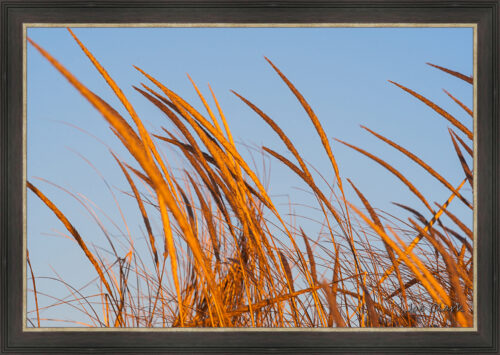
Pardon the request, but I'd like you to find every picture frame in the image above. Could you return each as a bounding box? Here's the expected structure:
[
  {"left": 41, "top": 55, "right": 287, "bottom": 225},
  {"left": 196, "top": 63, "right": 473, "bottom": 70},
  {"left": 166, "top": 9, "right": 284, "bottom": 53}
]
[{"left": 1, "top": 0, "right": 498, "bottom": 353}]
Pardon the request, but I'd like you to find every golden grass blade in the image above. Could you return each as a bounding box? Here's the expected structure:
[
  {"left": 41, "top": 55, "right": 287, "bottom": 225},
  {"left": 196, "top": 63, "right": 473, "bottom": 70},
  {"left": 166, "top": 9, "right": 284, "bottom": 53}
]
[
  {"left": 361, "top": 125, "right": 472, "bottom": 209},
  {"left": 409, "top": 219, "right": 473, "bottom": 327},
  {"left": 175, "top": 183, "right": 196, "bottom": 230},
  {"left": 392, "top": 202, "right": 427, "bottom": 224},
  {"left": 295, "top": 229, "right": 327, "bottom": 325},
  {"left": 377, "top": 178, "right": 467, "bottom": 287},
  {"left": 433, "top": 202, "right": 473, "bottom": 241},
  {"left": 449, "top": 131, "right": 473, "bottom": 188},
  {"left": 112, "top": 153, "right": 160, "bottom": 267},
  {"left": 67, "top": 29, "right": 144, "bottom": 132},
  {"left": 142, "top": 84, "right": 182, "bottom": 116},
  {"left": 206, "top": 84, "right": 248, "bottom": 199},
  {"left": 387, "top": 277, "right": 421, "bottom": 299},
  {"left": 154, "top": 134, "right": 216, "bottom": 164},
  {"left": 158, "top": 134, "right": 227, "bottom": 212},
  {"left": 151, "top": 110, "right": 273, "bottom": 322},
  {"left": 394, "top": 201, "right": 466, "bottom": 258},
  {"left": 139, "top": 82, "right": 221, "bottom": 151},
  {"left": 345, "top": 180, "right": 392, "bottom": 326},
  {"left": 124, "top": 163, "right": 154, "bottom": 188},
  {"left": 192, "top": 274, "right": 358, "bottom": 323},
  {"left": 458, "top": 244, "right": 467, "bottom": 262},
  {"left": 347, "top": 179, "right": 408, "bottom": 311},
  {"left": 330, "top": 251, "right": 346, "bottom": 327},
  {"left": 262, "top": 58, "right": 361, "bottom": 285},
  {"left": 208, "top": 84, "right": 237, "bottom": 151},
  {"left": 231, "top": 91, "right": 310, "bottom": 176},
  {"left": 262, "top": 146, "right": 361, "bottom": 267},
  {"left": 27, "top": 38, "right": 147, "bottom": 163},
  {"left": 426, "top": 62, "right": 474, "bottom": 84},
  {"left": 279, "top": 251, "right": 295, "bottom": 293},
  {"left": 347, "top": 179, "right": 384, "bottom": 228},
  {"left": 225, "top": 285, "right": 321, "bottom": 318},
  {"left": 362, "top": 283, "right": 380, "bottom": 327},
  {"left": 232, "top": 87, "right": 338, "bottom": 236},
  {"left": 186, "top": 75, "right": 225, "bottom": 136},
  {"left": 26, "top": 250, "right": 41, "bottom": 327},
  {"left": 186, "top": 173, "right": 221, "bottom": 262},
  {"left": 263, "top": 57, "right": 342, "bottom": 187},
  {"left": 300, "top": 228, "right": 317, "bottom": 285},
  {"left": 449, "top": 128, "right": 473, "bottom": 158},
  {"left": 411, "top": 220, "right": 472, "bottom": 288},
  {"left": 66, "top": 29, "right": 180, "bottom": 203},
  {"left": 27, "top": 182, "right": 117, "bottom": 313},
  {"left": 137, "top": 88, "right": 222, "bottom": 196},
  {"left": 321, "top": 281, "right": 345, "bottom": 327},
  {"left": 278, "top": 251, "right": 299, "bottom": 326},
  {"left": 157, "top": 193, "right": 185, "bottom": 326},
  {"left": 348, "top": 208, "right": 453, "bottom": 311},
  {"left": 439, "top": 226, "right": 473, "bottom": 254},
  {"left": 443, "top": 89, "right": 473, "bottom": 117},
  {"left": 177, "top": 123, "right": 275, "bottom": 280},
  {"left": 388, "top": 80, "right": 473, "bottom": 140},
  {"left": 335, "top": 138, "right": 434, "bottom": 213},
  {"left": 133, "top": 86, "right": 217, "bottom": 176}
]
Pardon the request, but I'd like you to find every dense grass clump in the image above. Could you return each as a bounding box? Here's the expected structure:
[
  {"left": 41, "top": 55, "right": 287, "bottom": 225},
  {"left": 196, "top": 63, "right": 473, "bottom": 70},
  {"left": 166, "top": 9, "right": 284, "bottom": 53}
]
[{"left": 26, "top": 29, "right": 473, "bottom": 328}]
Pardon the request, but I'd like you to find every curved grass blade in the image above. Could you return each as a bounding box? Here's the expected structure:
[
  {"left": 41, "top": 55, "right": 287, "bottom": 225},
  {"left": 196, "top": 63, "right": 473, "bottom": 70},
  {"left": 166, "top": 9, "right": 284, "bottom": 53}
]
[
  {"left": 349, "top": 203, "right": 455, "bottom": 314},
  {"left": 361, "top": 125, "right": 472, "bottom": 209},
  {"left": 388, "top": 80, "right": 473, "bottom": 140},
  {"left": 26, "top": 251, "right": 41, "bottom": 327},
  {"left": 409, "top": 219, "right": 473, "bottom": 327},
  {"left": 449, "top": 131, "right": 473, "bottom": 188},
  {"left": 348, "top": 179, "right": 408, "bottom": 312},
  {"left": 426, "top": 62, "right": 473, "bottom": 84},
  {"left": 443, "top": 89, "right": 473, "bottom": 117},
  {"left": 449, "top": 128, "right": 473, "bottom": 158},
  {"left": 112, "top": 153, "right": 160, "bottom": 267},
  {"left": 300, "top": 228, "right": 317, "bottom": 285},
  {"left": 263, "top": 57, "right": 342, "bottom": 187},
  {"left": 433, "top": 202, "right": 473, "bottom": 242},
  {"left": 377, "top": 178, "right": 467, "bottom": 286},
  {"left": 27, "top": 182, "right": 119, "bottom": 322},
  {"left": 335, "top": 138, "right": 434, "bottom": 214}
]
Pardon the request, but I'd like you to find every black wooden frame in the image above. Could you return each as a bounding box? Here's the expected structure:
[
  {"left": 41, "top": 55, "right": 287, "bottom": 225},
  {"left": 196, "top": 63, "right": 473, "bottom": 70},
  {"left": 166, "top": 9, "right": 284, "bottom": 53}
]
[{"left": 1, "top": 1, "right": 498, "bottom": 353}]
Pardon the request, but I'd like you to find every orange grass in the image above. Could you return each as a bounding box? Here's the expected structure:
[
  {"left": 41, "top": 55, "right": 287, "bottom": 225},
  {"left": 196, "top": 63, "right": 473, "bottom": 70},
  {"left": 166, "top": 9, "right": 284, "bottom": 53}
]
[{"left": 26, "top": 29, "right": 473, "bottom": 328}]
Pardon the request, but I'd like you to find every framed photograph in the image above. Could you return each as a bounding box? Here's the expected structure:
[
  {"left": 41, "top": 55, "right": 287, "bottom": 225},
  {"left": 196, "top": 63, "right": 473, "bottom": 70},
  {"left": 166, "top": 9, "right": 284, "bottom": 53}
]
[{"left": 1, "top": 1, "right": 498, "bottom": 353}]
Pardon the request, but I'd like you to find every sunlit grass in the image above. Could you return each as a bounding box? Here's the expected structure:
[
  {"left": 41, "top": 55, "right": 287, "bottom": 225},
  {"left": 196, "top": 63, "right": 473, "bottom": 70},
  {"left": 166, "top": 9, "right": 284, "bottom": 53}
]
[{"left": 26, "top": 29, "right": 473, "bottom": 328}]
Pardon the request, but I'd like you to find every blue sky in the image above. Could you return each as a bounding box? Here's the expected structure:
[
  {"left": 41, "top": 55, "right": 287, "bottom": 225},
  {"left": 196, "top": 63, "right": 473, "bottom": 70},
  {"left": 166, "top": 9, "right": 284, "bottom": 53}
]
[{"left": 26, "top": 27, "right": 473, "bottom": 327}]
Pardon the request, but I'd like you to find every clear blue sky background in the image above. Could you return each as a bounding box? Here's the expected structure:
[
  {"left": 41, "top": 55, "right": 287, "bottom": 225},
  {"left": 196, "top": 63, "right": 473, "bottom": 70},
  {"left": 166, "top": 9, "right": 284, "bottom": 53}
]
[{"left": 26, "top": 27, "right": 473, "bottom": 327}]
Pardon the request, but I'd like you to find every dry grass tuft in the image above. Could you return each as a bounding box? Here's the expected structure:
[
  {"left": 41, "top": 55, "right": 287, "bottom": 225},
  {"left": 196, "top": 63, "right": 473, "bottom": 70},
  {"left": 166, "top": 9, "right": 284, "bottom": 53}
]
[{"left": 26, "top": 30, "right": 473, "bottom": 328}]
